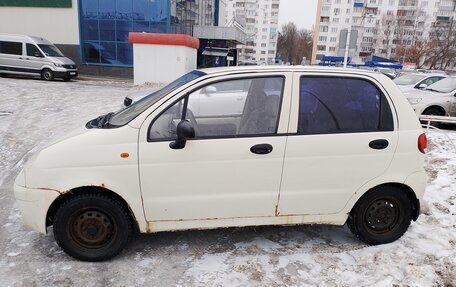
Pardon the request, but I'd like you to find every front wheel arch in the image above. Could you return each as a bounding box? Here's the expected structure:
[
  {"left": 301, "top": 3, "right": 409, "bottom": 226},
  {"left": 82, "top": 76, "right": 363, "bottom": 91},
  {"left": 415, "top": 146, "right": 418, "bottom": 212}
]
[
  {"left": 46, "top": 186, "right": 139, "bottom": 234},
  {"left": 422, "top": 106, "right": 446, "bottom": 116}
]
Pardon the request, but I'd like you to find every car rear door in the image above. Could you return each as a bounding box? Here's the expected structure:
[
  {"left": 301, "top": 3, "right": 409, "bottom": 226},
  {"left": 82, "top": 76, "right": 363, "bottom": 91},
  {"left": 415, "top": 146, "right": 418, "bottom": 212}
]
[{"left": 277, "top": 72, "right": 399, "bottom": 215}]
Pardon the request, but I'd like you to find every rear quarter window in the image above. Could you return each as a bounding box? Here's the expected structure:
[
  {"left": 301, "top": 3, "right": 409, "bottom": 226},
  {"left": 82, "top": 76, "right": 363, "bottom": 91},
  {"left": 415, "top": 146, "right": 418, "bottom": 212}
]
[
  {"left": 0, "top": 41, "right": 23, "bottom": 55},
  {"left": 298, "top": 76, "right": 393, "bottom": 134}
]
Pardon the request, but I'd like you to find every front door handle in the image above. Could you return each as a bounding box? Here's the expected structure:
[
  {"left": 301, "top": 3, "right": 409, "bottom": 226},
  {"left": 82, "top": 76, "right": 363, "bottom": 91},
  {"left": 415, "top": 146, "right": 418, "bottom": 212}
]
[
  {"left": 369, "top": 139, "right": 389, "bottom": 150},
  {"left": 250, "top": 143, "right": 273, "bottom": 155}
]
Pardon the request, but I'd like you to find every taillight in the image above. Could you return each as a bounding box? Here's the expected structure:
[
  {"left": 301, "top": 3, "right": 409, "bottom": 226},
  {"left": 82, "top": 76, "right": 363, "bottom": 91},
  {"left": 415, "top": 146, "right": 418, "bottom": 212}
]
[{"left": 418, "top": 133, "right": 427, "bottom": 154}]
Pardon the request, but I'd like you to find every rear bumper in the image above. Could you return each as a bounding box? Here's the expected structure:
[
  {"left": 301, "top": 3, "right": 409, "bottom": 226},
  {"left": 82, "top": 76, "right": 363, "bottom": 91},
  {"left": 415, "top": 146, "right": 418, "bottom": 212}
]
[{"left": 14, "top": 183, "right": 60, "bottom": 234}]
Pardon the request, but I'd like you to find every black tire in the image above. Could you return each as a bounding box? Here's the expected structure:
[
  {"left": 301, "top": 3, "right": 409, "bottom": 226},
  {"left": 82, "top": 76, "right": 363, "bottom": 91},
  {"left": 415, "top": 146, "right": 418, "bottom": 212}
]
[
  {"left": 63, "top": 77, "right": 71, "bottom": 82},
  {"left": 422, "top": 107, "right": 444, "bottom": 116},
  {"left": 53, "top": 193, "right": 132, "bottom": 261},
  {"left": 347, "top": 186, "right": 412, "bottom": 245},
  {"left": 41, "top": 69, "right": 54, "bottom": 81}
]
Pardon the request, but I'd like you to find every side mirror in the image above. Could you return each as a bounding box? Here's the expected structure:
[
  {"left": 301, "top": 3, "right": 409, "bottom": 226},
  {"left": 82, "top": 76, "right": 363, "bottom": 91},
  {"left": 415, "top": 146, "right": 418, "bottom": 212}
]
[
  {"left": 169, "top": 120, "right": 195, "bottom": 149},
  {"left": 34, "top": 51, "right": 43, "bottom": 58},
  {"left": 417, "top": 83, "right": 428, "bottom": 89},
  {"left": 203, "top": 86, "right": 217, "bottom": 95}
]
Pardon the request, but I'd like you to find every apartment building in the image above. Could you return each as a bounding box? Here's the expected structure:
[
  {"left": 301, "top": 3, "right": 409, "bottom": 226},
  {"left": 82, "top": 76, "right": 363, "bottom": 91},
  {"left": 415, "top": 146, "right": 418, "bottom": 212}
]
[
  {"left": 312, "top": 0, "right": 456, "bottom": 67},
  {"left": 224, "top": 0, "right": 280, "bottom": 64}
]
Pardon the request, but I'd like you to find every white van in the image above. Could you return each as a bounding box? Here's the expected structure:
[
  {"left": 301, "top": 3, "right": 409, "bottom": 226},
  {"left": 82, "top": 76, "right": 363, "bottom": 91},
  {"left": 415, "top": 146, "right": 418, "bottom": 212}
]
[
  {"left": 14, "top": 66, "right": 427, "bottom": 261},
  {"left": 0, "top": 34, "right": 78, "bottom": 81}
]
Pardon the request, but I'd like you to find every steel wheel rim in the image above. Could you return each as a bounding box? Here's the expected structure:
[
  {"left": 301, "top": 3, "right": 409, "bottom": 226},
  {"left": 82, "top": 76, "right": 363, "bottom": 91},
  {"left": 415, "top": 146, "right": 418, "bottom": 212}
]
[
  {"left": 68, "top": 208, "right": 116, "bottom": 249},
  {"left": 364, "top": 197, "right": 401, "bottom": 234}
]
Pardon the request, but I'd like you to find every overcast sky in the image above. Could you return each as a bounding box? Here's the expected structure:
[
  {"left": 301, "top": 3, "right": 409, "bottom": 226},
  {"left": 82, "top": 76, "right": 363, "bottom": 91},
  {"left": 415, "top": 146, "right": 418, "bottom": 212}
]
[{"left": 278, "top": 0, "right": 318, "bottom": 30}]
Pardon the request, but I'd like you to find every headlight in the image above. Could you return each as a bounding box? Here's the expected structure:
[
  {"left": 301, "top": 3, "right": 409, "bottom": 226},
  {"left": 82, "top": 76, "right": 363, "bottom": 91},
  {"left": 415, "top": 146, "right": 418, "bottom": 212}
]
[
  {"left": 54, "top": 63, "right": 62, "bottom": 67},
  {"left": 407, "top": 98, "right": 422, "bottom": 105}
]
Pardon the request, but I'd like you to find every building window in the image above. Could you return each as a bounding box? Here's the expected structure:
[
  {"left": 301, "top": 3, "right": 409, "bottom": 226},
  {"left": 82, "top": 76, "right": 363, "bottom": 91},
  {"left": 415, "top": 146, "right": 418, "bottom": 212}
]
[{"left": 79, "top": 0, "right": 215, "bottom": 66}]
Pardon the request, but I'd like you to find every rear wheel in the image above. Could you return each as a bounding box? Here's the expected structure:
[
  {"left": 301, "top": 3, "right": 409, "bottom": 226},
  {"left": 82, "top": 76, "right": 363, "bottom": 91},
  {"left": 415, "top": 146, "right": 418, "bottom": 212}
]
[
  {"left": 41, "top": 69, "right": 54, "bottom": 81},
  {"left": 53, "top": 194, "right": 132, "bottom": 261},
  {"left": 347, "top": 186, "right": 412, "bottom": 245}
]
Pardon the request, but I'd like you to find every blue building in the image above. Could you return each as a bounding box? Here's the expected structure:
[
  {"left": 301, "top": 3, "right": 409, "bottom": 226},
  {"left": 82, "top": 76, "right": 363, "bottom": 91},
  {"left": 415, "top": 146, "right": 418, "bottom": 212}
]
[{"left": 0, "top": 0, "right": 236, "bottom": 77}]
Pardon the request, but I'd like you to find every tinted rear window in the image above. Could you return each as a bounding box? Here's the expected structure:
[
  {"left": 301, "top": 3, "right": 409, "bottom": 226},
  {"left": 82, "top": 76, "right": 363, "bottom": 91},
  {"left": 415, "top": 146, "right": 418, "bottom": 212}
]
[
  {"left": 298, "top": 77, "right": 393, "bottom": 134},
  {"left": 0, "top": 41, "right": 22, "bottom": 55}
]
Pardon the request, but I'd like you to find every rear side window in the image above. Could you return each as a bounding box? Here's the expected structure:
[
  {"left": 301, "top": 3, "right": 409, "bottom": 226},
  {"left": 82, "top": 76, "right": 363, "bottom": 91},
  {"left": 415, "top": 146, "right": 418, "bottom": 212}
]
[
  {"left": 298, "top": 77, "right": 393, "bottom": 134},
  {"left": 0, "top": 41, "right": 22, "bottom": 55}
]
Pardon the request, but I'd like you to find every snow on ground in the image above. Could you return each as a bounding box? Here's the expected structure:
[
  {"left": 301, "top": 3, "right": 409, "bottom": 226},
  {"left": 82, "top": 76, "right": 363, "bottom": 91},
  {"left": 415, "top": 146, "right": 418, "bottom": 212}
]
[{"left": 0, "top": 76, "right": 455, "bottom": 287}]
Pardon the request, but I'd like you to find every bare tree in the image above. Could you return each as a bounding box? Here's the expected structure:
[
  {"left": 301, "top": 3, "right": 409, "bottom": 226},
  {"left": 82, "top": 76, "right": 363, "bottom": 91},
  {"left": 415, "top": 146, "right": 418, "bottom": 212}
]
[
  {"left": 424, "top": 19, "right": 456, "bottom": 70},
  {"left": 277, "top": 22, "right": 313, "bottom": 65}
]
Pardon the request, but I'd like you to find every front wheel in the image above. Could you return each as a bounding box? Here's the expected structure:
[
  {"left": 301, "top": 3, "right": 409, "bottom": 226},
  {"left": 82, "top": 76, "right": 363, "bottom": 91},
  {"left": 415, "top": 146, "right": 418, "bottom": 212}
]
[
  {"left": 41, "top": 69, "right": 54, "bottom": 81},
  {"left": 347, "top": 186, "right": 412, "bottom": 245},
  {"left": 53, "top": 194, "right": 132, "bottom": 261}
]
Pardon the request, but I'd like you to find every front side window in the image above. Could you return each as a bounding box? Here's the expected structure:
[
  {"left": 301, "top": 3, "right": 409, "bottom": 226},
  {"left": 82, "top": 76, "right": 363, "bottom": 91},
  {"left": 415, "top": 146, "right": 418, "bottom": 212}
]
[
  {"left": 425, "top": 77, "right": 456, "bottom": 93},
  {"left": 420, "top": 76, "right": 444, "bottom": 87},
  {"left": 298, "top": 77, "right": 393, "bottom": 134},
  {"left": 26, "top": 44, "right": 42, "bottom": 57},
  {"left": 149, "top": 77, "right": 284, "bottom": 140},
  {"left": 0, "top": 41, "right": 22, "bottom": 55}
]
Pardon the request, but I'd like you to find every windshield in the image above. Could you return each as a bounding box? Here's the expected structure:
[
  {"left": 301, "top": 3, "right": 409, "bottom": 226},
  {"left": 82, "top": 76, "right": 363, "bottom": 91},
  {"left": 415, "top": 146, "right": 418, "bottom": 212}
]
[
  {"left": 108, "top": 70, "right": 206, "bottom": 127},
  {"left": 394, "top": 74, "right": 426, "bottom": 85},
  {"left": 425, "top": 77, "right": 456, "bottom": 93},
  {"left": 38, "top": 44, "right": 64, "bottom": 57}
]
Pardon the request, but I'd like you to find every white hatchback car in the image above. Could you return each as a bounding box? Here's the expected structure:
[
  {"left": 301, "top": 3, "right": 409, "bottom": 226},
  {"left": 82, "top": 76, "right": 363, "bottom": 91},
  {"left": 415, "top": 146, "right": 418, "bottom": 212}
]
[{"left": 14, "top": 66, "right": 427, "bottom": 261}]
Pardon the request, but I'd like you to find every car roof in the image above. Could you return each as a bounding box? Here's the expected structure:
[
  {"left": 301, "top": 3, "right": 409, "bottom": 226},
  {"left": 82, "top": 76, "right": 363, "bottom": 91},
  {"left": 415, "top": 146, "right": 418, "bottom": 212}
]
[
  {"left": 399, "top": 72, "right": 447, "bottom": 77},
  {"left": 0, "top": 33, "right": 53, "bottom": 45},
  {"left": 198, "top": 65, "right": 381, "bottom": 77}
]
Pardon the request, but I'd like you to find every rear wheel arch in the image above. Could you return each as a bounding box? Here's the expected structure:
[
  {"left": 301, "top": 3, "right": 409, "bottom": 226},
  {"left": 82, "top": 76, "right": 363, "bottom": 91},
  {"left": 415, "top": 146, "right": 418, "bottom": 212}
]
[
  {"left": 350, "top": 183, "right": 420, "bottom": 222},
  {"left": 46, "top": 186, "right": 140, "bottom": 233}
]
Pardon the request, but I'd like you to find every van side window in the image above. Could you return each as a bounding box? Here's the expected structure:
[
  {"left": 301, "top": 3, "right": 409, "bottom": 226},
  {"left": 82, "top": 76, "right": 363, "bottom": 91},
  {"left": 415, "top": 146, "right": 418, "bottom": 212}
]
[
  {"left": 298, "top": 77, "right": 393, "bottom": 134},
  {"left": 26, "top": 44, "right": 42, "bottom": 57},
  {"left": 0, "top": 41, "right": 22, "bottom": 55}
]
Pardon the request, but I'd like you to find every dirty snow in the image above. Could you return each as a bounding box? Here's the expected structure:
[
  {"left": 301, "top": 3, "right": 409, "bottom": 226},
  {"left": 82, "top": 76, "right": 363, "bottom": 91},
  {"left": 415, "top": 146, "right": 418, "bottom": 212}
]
[{"left": 0, "top": 76, "right": 455, "bottom": 286}]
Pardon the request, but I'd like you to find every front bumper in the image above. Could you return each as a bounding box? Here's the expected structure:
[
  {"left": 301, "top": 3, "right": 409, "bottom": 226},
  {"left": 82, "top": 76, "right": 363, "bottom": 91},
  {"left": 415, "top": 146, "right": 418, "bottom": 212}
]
[
  {"left": 14, "top": 183, "right": 60, "bottom": 234},
  {"left": 54, "top": 70, "right": 78, "bottom": 79}
]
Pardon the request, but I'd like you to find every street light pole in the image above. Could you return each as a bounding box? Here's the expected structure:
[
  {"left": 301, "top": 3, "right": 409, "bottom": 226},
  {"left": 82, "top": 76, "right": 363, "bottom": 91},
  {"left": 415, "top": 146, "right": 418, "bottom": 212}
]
[{"left": 343, "top": 13, "right": 353, "bottom": 68}]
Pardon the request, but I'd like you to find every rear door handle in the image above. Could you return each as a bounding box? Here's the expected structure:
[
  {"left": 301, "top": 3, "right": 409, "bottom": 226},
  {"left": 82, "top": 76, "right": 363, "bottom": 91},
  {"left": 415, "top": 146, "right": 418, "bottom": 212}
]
[
  {"left": 250, "top": 143, "right": 273, "bottom": 155},
  {"left": 369, "top": 139, "right": 389, "bottom": 150}
]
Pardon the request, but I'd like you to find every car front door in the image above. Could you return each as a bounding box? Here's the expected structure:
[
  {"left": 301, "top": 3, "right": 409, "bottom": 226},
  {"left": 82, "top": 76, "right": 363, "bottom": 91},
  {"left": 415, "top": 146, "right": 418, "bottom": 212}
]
[
  {"left": 278, "top": 73, "right": 399, "bottom": 216},
  {"left": 138, "top": 73, "right": 292, "bottom": 222},
  {"left": 25, "top": 43, "right": 46, "bottom": 73}
]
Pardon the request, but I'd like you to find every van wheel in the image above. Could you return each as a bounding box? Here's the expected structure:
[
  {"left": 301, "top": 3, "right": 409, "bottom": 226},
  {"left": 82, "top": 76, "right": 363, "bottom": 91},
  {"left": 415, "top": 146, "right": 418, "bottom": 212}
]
[
  {"left": 53, "top": 194, "right": 132, "bottom": 261},
  {"left": 41, "top": 69, "right": 54, "bottom": 81},
  {"left": 347, "top": 186, "right": 412, "bottom": 245}
]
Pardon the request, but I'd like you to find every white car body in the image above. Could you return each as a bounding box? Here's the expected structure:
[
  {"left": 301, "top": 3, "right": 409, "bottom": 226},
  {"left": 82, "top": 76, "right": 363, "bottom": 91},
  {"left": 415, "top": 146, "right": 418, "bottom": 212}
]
[
  {"left": 403, "top": 77, "right": 456, "bottom": 117},
  {"left": 14, "top": 66, "right": 427, "bottom": 260},
  {"left": 394, "top": 73, "right": 447, "bottom": 93}
]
